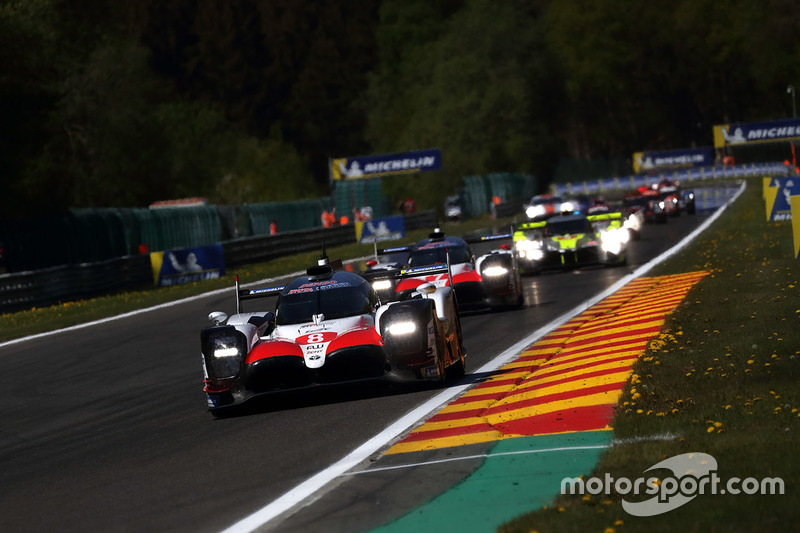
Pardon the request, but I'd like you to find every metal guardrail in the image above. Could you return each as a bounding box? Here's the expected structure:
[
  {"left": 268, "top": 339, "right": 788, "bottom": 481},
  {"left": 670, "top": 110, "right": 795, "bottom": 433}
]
[
  {"left": 550, "top": 162, "right": 790, "bottom": 196},
  {"left": 0, "top": 210, "right": 437, "bottom": 314}
]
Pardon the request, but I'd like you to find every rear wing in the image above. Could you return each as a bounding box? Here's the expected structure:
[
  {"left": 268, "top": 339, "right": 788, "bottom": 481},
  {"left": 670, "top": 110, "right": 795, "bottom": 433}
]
[
  {"left": 586, "top": 212, "right": 622, "bottom": 222},
  {"left": 235, "top": 275, "right": 285, "bottom": 314},
  {"left": 513, "top": 221, "right": 546, "bottom": 232},
  {"left": 464, "top": 232, "right": 513, "bottom": 244},
  {"left": 364, "top": 254, "right": 454, "bottom": 288}
]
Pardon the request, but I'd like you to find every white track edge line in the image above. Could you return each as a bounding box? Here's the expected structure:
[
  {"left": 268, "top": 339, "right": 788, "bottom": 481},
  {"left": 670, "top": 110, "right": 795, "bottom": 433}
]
[{"left": 219, "top": 181, "right": 746, "bottom": 533}]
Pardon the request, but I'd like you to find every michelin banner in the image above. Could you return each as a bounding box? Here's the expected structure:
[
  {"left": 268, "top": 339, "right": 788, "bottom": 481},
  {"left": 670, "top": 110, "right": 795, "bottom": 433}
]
[
  {"left": 763, "top": 176, "right": 800, "bottom": 221},
  {"left": 355, "top": 216, "right": 405, "bottom": 244},
  {"left": 150, "top": 244, "right": 225, "bottom": 287},
  {"left": 331, "top": 148, "right": 441, "bottom": 180},
  {"left": 633, "top": 148, "right": 712, "bottom": 174},
  {"left": 713, "top": 118, "right": 800, "bottom": 148}
]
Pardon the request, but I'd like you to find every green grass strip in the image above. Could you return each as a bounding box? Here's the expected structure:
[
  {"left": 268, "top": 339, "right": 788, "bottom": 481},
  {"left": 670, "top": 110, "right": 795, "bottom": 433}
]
[{"left": 500, "top": 177, "right": 800, "bottom": 532}]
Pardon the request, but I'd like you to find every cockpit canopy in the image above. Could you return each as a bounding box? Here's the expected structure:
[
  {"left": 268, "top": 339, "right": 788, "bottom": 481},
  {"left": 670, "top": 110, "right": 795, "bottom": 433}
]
[{"left": 275, "top": 272, "right": 379, "bottom": 325}]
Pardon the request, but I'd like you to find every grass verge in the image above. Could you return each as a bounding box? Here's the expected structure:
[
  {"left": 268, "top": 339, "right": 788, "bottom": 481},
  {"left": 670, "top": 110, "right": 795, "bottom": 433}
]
[
  {"left": 0, "top": 216, "right": 512, "bottom": 343},
  {"left": 500, "top": 178, "right": 799, "bottom": 532}
]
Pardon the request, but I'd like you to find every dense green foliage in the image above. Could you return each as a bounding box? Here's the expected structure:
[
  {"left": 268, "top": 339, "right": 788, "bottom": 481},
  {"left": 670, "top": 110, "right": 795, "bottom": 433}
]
[{"left": 2, "top": 0, "right": 799, "bottom": 217}]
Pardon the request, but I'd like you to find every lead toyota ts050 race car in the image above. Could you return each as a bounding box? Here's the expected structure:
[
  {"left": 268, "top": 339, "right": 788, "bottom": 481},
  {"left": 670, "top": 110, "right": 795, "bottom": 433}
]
[
  {"left": 201, "top": 257, "right": 466, "bottom": 415},
  {"left": 512, "top": 213, "right": 628, "bottom": 270},
  {"left": 362, "top": 228, "right": 524, "bottom": 310}
]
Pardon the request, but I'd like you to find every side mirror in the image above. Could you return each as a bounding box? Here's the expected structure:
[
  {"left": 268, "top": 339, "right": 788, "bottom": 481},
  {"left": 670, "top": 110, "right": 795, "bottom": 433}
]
[
  {"left": 208, "top": 311, "right": 228, "bottom": 325},
  {"left": 416, "top": 282, "right": 437, "bottom": 295}
]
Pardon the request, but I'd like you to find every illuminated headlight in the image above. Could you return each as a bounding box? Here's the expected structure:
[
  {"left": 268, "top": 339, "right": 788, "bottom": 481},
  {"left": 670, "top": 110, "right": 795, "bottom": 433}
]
[
  {"left": 526, "top": 249, "right": 544, "bottom": 261},
  {"left": 624, "top": 214, "right": 641, "bottom": 231},
  {"left": 600, "top": 230, "right": 624, "bottom": 255},
  {"left": 687, "top": 193, "right": 695, "bottom": 200},
  {"left": 515, "top": 239, "right": 541, "bottom": 251},
  {"left": 482, "top": 266, "right": 509, "bottom": 277},
  {"left": 387, "top": 321, "right": 416, "bottom": 335},
  {"left": 526, "top": 205, "right": 545, "bottom": 219},
  {"left": 372, "top": 279, "right": 392, "bottom": 291},
  {"left": 202, "top": 330, "right": 246, "bottom": 380},
  {"left": 214, "top": 347, "right": 240, "bottom": 358},
  {"left": 658, "top": 201, "right": 666, "bottom": 209},
  {"left": 561, "top": 201, "right": 575, "bottom": 213}
]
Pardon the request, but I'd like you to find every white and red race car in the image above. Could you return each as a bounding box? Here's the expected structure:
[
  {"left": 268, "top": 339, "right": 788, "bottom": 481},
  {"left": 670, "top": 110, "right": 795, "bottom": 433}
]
[
  {"left": 363, "top": 228, "right": 524, "bottom": 310},
  {"left": 201, "top": 256, "right": 466, "bottom": 415}
]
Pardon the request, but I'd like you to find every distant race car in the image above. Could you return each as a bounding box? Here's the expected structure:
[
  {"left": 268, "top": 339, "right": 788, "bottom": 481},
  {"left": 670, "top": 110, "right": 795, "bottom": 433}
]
[
  {"left": 655, "top": 179, "right": 695, "bottom": 215},
  {"left": 201, "top": 256, "right": 466, "bottom": 415},
  {"left": 560, "top": 194, "right": 592, "bottom": 216},
  {"left": 524, "top": 194, "right": 563, "bottom": 221},
  {"left": 362, "top": 228, "right": 524, "bottom": 310},
  {"left": 512, "top": 213, "right": 628, "bottom": 270},
  {"left": 444, "top": 195, "right": 463, "bottom": 221},
  {"left": 627, "top": 189, "right": 668, "bottom": 223}
]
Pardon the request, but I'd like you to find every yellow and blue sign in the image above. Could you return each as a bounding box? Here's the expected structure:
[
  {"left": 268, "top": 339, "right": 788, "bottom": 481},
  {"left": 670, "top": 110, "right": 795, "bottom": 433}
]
[
  {"left": 792, "top": 196, "right": 800, "bottom": 258},
  {"left": 355, "top": 216, "right": 405, "bottom": 244},
  {"left": 763, "top": 176, "right": 800, "bottom": 221},
  {"left": 331, "top": 149, "right": 441, "bottom": 181},
  {"left": 714, "top": 118, "right": 800, "bottom": 148},
  {"left": 150, "top": 244, "right": 225, "bottom": 286}
]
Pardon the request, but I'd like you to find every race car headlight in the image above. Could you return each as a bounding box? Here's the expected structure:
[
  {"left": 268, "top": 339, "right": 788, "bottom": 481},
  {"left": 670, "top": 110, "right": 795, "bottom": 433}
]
[
  {"left": 561, "top": 201, "right": 575, "bottom": 213},
  {"left": 600, "top": 229, "right": 625, "bottom": 255},
  {"left": 658, "top": 201, "right": 666, "bottom": 210},
  {"left": 482, "top": 266, "right": 509, "bottom": 277},
  {"left": 387, "top": 321, "right": 417, "bottom": 335},
  {"left": 372, "top": 279, "right": 393, "bottom": 291},
  {"left": 526, "top": 205, "right": 545, "bottom": 219},
  {"left": 528, "top": 249, "right": 544, "bottom": 260},
  {"left": 202, "top": 327, "right": 246, "bottom": 380}
]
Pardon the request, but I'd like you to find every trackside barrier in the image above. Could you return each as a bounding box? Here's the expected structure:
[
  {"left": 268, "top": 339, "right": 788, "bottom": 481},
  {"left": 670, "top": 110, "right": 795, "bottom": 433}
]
[
  {"left": 0, "top": 211, "right": 436, "bottom": 314},
  {"left": 550, "top": 162, "right": 791, "bottom": 196}
]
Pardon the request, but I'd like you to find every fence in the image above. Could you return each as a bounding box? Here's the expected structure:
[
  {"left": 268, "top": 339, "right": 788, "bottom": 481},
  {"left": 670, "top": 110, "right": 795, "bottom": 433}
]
[
  {"left": 549, "top": 162, "right": 790, "bottom": 196},
  {"left": 0, "top": 210, "right": 437, "bottom": 314}
]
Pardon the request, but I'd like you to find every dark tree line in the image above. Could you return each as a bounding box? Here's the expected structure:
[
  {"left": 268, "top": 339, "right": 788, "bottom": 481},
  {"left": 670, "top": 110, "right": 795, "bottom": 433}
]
[{"left": 2, "top": 0, "right": 799, "bottom": 219}]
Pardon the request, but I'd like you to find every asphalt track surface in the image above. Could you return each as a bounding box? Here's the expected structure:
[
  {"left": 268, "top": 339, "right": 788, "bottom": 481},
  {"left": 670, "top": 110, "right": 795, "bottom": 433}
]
[{"left": 0, "top": 210, "right": 715, "bottom": 533}]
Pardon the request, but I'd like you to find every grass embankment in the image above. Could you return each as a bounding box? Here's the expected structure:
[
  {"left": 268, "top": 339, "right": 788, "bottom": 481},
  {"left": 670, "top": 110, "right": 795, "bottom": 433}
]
[
  {"left": 501, "top": 179, "right": 799, "bottom": 532},
  {"left": 0, "top": 216, "right": 512, "bottom": 343}
]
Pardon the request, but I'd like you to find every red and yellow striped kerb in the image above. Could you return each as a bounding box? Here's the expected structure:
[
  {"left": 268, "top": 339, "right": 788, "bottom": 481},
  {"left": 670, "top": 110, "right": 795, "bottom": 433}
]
[{"left": 386, "top": 271, "right": 709, "bottom": 455}]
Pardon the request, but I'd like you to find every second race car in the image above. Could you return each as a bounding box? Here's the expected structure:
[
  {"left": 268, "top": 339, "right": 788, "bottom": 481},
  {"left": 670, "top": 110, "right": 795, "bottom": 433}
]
[
  {"left": 512, "top": 213, "right": 629, "bottom": 271},
  {"left": 362, "top": 228, "right": 524, "bottom": 311}
]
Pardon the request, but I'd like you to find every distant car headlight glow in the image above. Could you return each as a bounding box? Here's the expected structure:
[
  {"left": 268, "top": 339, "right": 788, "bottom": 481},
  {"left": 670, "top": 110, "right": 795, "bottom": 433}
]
[
  {"left": 372, "top": 279, "right": 392, "bottom": 291},
  {"left": 526, "top": 205, "right": 546, "bottom": 219},
  {"left": 387, "top": 321, "right": 417, "bottom": 335}
]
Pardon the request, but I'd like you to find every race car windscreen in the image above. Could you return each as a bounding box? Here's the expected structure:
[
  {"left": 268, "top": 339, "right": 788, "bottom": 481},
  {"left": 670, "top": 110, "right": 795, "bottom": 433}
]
[
  {"left": 275, "top": 282, "right": 377, "bottom": 325},
  {"left": 408, "top": 243, "right": 469, "bottom": 267},
  {"left": 545, "top": 218, "right": 592, "bottom": 236}
]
